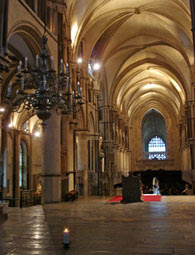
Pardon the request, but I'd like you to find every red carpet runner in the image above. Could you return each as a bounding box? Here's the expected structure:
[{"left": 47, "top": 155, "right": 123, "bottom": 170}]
[
  {"left": 108, "top": 196, "right": 122, "bottom": 202},
  {"left": 142, "top": 194, "right": 161, "bottom": 201},
  {"left": 108, "top": 194, "right": 161, "bottom": 202}
]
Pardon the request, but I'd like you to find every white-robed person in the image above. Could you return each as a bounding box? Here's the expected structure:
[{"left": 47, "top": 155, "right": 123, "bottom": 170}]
[{"left": 152, "top": 177, "right": 160, "bottom": 195}]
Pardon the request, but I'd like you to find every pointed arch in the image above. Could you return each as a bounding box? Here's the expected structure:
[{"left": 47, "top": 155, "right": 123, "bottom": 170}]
[{"left": 142, "top": 109, "right": 167, "bottom": 159}]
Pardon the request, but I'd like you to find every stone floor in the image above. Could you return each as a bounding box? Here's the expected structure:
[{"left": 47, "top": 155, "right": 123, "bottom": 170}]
[{"left": 1, "top": 196, "right": 195, "bottom": 255}]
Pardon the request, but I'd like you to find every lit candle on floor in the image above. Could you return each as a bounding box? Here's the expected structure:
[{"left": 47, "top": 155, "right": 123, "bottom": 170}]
[{"left": 63, "top": 228, "right": 70, "bottom": 247}]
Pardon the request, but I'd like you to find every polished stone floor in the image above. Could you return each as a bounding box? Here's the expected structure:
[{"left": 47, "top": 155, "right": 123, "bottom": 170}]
[{"left": 1, "top": 196, "right": 195, "bottom": 255}]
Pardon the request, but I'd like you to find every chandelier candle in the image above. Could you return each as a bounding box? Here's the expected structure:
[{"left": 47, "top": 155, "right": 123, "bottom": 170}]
[
  {"left": 60, "top": 58, "right": 64, "bottom": 73},
  {"left": 50, "top": 56, "right": 54, "bottom": 69},
  {"left": 80, "top": 87, "right": 82, "bottom": 97},
  {"left": 21, "top": 77, "right": 24, "bottom": 90},
  {"left": 25, "top": 57, "right": 28, "bottom": 69},
  {"left": 66, "top": 63, "right": 69, "bottom": 74},
  {"left": 17, "top": 64, "right": 21, "bottom": 74},
  {"left": 7, "top": 82, "right": 12, "bottom": 97},
  {"left": 36, "top": 55, "right": 39, "bottom": 68}
]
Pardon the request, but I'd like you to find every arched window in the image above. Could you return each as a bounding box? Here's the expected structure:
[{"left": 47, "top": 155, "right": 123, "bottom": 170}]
[
  {"left": 142, "top": 109, "right": 167, "bottom": 160},
  {"left": 148, "top": 136, "right": 166, "bottom": 160},
  {"left": 19, "top": 141, "right": 28, "bottom": 190}
]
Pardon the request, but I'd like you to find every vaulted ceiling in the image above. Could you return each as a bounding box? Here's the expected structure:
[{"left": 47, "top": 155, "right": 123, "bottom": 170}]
[{"left": 68, "top": 0, "right": 193, "bottom": 123}]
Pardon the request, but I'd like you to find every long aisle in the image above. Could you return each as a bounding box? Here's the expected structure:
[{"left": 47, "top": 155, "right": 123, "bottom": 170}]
[{"left": 1, "top": 196, "right": 195, "bottom": 255}]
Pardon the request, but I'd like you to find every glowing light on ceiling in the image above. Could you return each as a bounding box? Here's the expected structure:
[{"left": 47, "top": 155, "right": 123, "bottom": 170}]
[
  {"left": 140, "top": 92, "right": 153, "bottom": 99},
  {"left": 77, "top": 58, "right": 83, "bottom": 64},
  {"left": 148, "top": 69, "right": 169, "bottom": 83},
  {"left": 170, "top": 78, "right": 181, "bottom": 92},
  {"left": 93, "top": 63, "right": 101, "bottom": 70},
  {"left": 143, "top": 83, "right": 160, "bottom": 90},
  {"left": 71, "top": 23, "right": 78, "bottom": 45},
  {"left": 34, "top": 131, "right": 41, "bottom": 137},
  {"left": 149, "top": 69, "right": 164, "bottom": 76}
]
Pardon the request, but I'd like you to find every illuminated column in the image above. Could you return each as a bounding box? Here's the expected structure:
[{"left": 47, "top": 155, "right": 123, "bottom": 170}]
[
  {"left": 120, "top": 149, "right": 122, "bottom": 172},
  {"left": 13, "top": 130, "right": 21, "bottom": 207},
  {"left": 116, "top": 148, "right": 119, "bottom": 172},
  {"left": 77, "top": 131, "right": 89, "bottom": 196},
  {"left": 190, "top": 1, "right": 195, "bottom": 100},
  {"left": 120, "top": 149, "right": 123, "bottom": 174},
  {"left": 126, "top": 151, "right": 130, "bottom": 172},
  {"left": 114, "top": 145, "right": 118, "bottom": 173},
  {"left": 0, "top": 106, "right": 3, "bottom": 199},
  {"left": 116, "top": 148, "right": 118, "bottom": 172},
  {"left": 42, "top": 111, "right": 61, "bottom": 203},
  {"left": 190, "top": 0, "right": 195, "bottom": 59},
  {"left": 126, "top": 151, "right": 129, "bottom": 174},
  {"left": 124, "top": 150, "right": 127, "bottom": 175},
  {"left": 129, "top": 151, "right": 132, "bottom": 172},
  {"left": 123, "top": 150, "right": 125, "bottom": 173},
  {"left": 67, "top": 122, "right": 74, "bottom": 191},
  {"left": 61, "top": 115, "right": 75, "bottom": 192},
  {"left": 126, "top": 151, "right": 128, "bottom": 173},
  {"left": 0, "top": 0, "right": 9, "bottom": 199}
]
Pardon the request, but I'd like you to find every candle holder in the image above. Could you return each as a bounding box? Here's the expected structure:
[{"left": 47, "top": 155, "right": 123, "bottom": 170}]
[{"left": 6, "top": 32, "right": 84, "bottom": 121}]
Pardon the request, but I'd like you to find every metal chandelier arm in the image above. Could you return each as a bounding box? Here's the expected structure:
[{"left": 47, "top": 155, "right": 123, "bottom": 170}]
[{"left": 6, "top": 34, "right": 84, "bottom": 121}]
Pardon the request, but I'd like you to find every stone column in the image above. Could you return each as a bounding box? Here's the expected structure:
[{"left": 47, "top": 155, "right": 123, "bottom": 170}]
[
  {"left": 0, "top": 0, "right": 9, "bottom": 198},
  {"left": 122, "top": 149, "right": 126, "bottom": 175},
  {"left": 0, "top": 95, "right": 3, "bottom": 199},
  {"left": 95, "top": 138, "right": 100, "bottom": 194},
  {"left": 124, "top": 150, "right": 127, "bottom": 175},
  {"left": 129, "top": 151, "right": 132, "bottom": 172},
  {"left": 123, "top": 149, "right": 125, "bottom": 173},
  {"left": 0, "top": 1, "right": 5, "bottom": 51},
  {"left": 13, "top": 130, "right": 20, "bottom": 207},
  {"left": 34, "top": 0, "right": 38, "bottom": 14},
  {"left": 77, "top": 131, "right": 88, "bottom": 196},
  {"left": 191, "top": 144, "right": 195, "bottom": 170},
  {"left": 117, "top": 147, "right": 120, "bottom": 172},
  {"left": 120, "top": 149, "right": 123, "bottom": 173},
  {"left": 125, "top": 151, "right": 128, "bottom": 173},
  {"left": 190, "top": 0, "right": 195, "bottom": 58},
  {"left": 114, "top": 145, "right": 117, "bottom": 173},
  {"left": 126, "top": 151, "right": 130, "bottom": 172},
  {"left": 42, "top": 111, "right": 61, "bottom": 203},
  {"left": 0, "top": 0, "right": 8, "bottom": 54},
  {"left": 191, "top": 144, "right": 195, "bottom": 193},
  {"left": 67, "top": 122, "right": 74, "bottom": 191}
]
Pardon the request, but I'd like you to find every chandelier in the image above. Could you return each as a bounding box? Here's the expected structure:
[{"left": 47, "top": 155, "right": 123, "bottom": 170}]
[{"left": 6, "top": 34, "right": 84, "bottom": 121}]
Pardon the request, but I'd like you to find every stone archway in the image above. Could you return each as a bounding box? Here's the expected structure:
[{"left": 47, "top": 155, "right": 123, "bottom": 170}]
[{"left": 142, "top": 109, "right": 167, "bottom": 160}]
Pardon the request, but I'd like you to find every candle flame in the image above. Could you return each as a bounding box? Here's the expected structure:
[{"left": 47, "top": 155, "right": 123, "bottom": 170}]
[{"left": 64, "top": 228, "right": 69, "bottom": 233}]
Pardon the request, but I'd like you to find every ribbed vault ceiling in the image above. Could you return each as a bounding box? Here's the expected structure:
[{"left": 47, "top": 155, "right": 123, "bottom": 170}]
[{"left": 68, "top": 0, "right": 193, "bottom": 121}]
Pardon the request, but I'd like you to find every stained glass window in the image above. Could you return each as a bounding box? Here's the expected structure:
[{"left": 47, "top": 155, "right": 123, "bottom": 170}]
[{"left": 148, "top": 136, "right": 166, "bottom": 160}]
